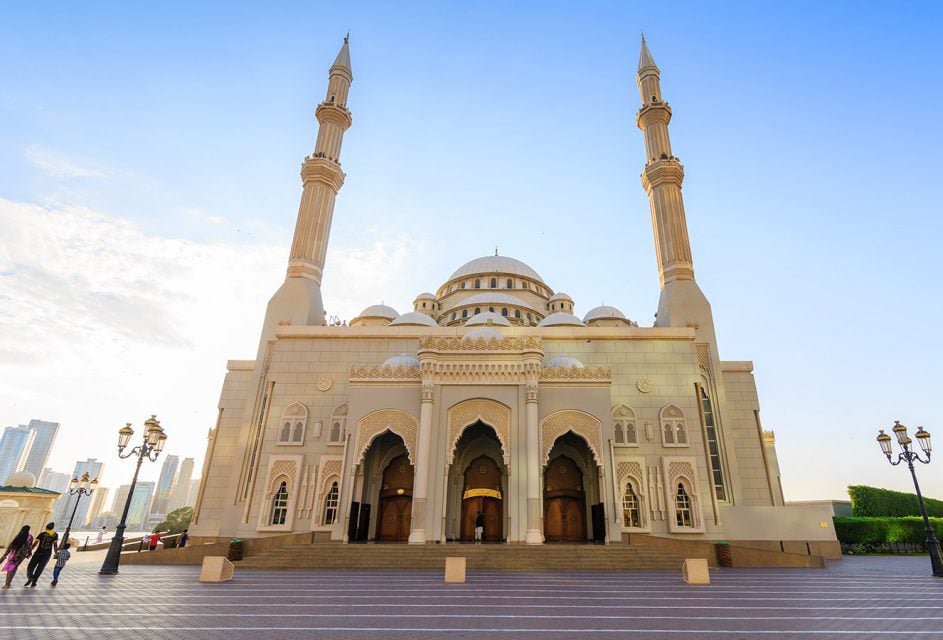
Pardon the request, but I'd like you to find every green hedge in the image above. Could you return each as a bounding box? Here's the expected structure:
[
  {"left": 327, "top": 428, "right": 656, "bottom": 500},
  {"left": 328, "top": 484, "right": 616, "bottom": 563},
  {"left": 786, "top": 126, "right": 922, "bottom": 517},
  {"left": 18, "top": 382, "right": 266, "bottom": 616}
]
[
  {"left": 834, "top": 516, "right": 943, "bottom": 545},
  {"left": 848, "top": 485, "right": 943, "bottom": 518}
]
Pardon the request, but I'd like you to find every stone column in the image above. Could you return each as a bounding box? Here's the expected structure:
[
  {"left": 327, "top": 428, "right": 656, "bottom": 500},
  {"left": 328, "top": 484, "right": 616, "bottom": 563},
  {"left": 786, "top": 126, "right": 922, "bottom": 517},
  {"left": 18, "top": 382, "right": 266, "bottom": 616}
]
[
  {"left": 525, "top": 381, "right": 543, "bottom": 544},
  {"left": 409, "top": 382, "right": 435, "bottom": 544}
]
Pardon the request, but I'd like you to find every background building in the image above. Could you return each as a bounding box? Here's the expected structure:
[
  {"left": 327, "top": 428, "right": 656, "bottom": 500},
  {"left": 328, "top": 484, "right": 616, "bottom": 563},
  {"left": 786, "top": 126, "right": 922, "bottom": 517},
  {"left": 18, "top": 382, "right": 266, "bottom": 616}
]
[
  {"left": 52, "top": 458, "right": 104, "bottom": 529},
  {"left": 152, "top": 454, "right": 179, "bottom": 517},
  {"left": 38, "top": 467, "right": 70, "bottom": 493},
  {"left": 126, "top": 481, "right": 155, "bottom": 529},
  {"left": 85, "top": 486, "right": 110, "bottom": 526},
  {"left": 19, "top": 419, "right": 60, "bottom": 478},
  {"left": 168, "top": 457, "right": 194, "bottom": 512},
  {"left": 0, "top": 426, "right": 35, "bottom": 484}
]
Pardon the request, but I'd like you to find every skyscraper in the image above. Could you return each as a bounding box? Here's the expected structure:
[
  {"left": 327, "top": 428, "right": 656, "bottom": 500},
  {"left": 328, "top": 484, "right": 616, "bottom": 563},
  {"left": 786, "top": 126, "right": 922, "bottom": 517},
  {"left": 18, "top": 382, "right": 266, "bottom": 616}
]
[
  {"left": 168, "top": 457, "right": 195, "bottom": 512},
  {"left": 110, "top": 484, "right": 131, "bottom": 516},
  {"left": 0, "top": 426, "right": 35, "bottom": 484},
  {"left": 53, "top": 458, "right": 104, "bottom": 529},
  {"left": 126, "top": 481, "right": 155, "bottom": 529},
  {"left": 85, "top": 486, "right": 110, "bottom": 526},
  {"left": 20, "top": 419, "right": 60, "bottom": 478},
  {"left": 152, "top": 454, "right": 179, "bottom": 516},
  {"left": 38, "top": 467, "right": 71, "bottom": 494}
]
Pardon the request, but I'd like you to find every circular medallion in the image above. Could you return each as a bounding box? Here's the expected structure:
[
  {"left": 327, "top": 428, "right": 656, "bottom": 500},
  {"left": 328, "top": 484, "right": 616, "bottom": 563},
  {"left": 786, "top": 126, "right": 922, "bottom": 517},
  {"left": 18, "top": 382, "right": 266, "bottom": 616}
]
[
  {"left": 316, "top": 376, "right": 333, "bottom": 392},
  {"left": 558, "top": 465, "right": 567, "bottom": 474},
  {"left": 478, "top": 465, "right": 488, "bottom": 474},
  {"left": 398, "top": 464, "right": 408, "bottom": 474},
  {"left": 636, "top": 377, "right": 653, "bottom": 393}
]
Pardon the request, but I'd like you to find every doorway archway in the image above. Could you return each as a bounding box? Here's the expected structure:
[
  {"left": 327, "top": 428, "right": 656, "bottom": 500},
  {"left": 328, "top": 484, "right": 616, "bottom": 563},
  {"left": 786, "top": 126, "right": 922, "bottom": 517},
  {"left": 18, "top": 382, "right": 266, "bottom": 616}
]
[
  {"left": 460, "top": 455, "right": 503, "bottom": 542},
  {"left": 543, "top": 432, "right": 600, "bottom": 543},
  {"left": 446, "top": 421, "right": 507, "bottom": 542},
  {"left": 376, "top": 454, "right": 414, "bottom": 542}
]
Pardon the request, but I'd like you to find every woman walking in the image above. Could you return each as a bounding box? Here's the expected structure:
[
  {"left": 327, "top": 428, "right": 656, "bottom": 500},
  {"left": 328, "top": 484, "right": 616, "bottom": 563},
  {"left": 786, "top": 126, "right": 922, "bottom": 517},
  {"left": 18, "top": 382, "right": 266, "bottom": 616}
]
[{"left": 1, "top": 526, "right": 33, "bottom": 589}]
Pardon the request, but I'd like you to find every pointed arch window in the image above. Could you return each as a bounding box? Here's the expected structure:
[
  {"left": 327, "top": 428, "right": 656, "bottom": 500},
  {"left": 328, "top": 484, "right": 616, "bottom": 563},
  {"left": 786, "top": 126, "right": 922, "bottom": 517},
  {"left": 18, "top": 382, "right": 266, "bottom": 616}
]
[
  {"left": 322, "top": 481, "right": 339, "bottom": 525},
  {"left": 278, "top": 403, "right": 308, "bottom": 445},
  {"left": 675, "top": 483, "right": 693, "bottom": 528},
  {"left": 270, "top": 481, "right": 289, "bottom": 525},
  {"left": 490, "top": 277, "right": 497, "bottom": 288},
  {"left": 613, "top": 406, "right": 638, "bottom": 447},
  {"left": 623, "top": 481, "right": 641, "bottom": 528},
  {"left": 660, "top": 405, "right": 688, "bottom": 448},
  {"left": 329, "top": 404, "right": 347, "bottom": 444}
]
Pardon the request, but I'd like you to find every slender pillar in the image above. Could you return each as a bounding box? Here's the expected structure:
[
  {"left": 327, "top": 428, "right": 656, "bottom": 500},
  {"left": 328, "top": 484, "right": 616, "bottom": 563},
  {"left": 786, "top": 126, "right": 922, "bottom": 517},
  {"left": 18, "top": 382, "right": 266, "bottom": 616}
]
[
  {"left": 409, "top": 382, "right": 435, "bottom": 543},
  {"left": 525, "top": 381, "right": 543, "bottom": 544}
]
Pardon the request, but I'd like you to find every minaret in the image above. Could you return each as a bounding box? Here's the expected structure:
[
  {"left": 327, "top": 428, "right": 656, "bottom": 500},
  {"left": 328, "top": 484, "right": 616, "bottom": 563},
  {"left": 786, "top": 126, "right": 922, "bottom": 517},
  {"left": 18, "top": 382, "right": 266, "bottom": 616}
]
[
  {"left": 636, "top": 36, "right": 716, "bottom": 343},
  {"left": 264, "top": 36, "right": 353, "bottom": 335}
]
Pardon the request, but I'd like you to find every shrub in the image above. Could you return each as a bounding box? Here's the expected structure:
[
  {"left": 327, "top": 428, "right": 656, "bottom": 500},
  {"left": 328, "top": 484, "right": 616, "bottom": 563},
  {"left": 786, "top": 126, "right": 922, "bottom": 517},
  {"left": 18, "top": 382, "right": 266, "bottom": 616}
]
[
  {"left": 155, "top": 507, "right": 193, "bottom": 534},
  {"left": 834, "top": 516, "right": 943, "bottom": 546},
  {"left": 848, "top": 485, "right": 943, "bottom": 518}
]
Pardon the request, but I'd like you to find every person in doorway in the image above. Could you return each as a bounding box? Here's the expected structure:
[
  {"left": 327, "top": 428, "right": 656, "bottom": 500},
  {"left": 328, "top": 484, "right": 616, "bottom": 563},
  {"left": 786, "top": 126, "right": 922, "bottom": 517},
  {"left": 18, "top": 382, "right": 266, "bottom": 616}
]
[
  {"left": 475, "top": 512, "right": 485, "bottom": 543},
  {"left": 50, "top": 543, "right": 71, "bottom": 586},
  {"left": 148, "top": 532, "right": 160, "bottom": 551},
  {"left": 178, "top": 529, "right": 189, "bottom": 548},
  {"left": 24, "top": 522, "right": 58, "bottom": 587},
  {"left": 1, "top": 526, "right": 32, "bottom": 589},
  {"left": 96, "top": 527, "right": 107, "bottom": 544}
]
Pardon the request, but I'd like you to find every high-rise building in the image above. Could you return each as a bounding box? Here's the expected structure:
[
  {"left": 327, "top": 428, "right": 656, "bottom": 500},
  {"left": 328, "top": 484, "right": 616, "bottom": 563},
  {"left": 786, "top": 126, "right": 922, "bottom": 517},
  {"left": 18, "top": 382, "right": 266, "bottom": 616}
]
[
  {"left": 85, "top": 486, "right": 110, "bottom": 526},
  {"left": 126, "top": 481, "right": 155, "bottom": 529},
  {"left": 188, "top": 478, "right": 201, "bottom": 507},
  {"left": 53, "top": 458, "right": 104, "bottom": 529},
  {"left": 0, "top": 426, "right": 35, "bottom": 484},
  {"left": 168, "top": 457, "right": 195, "bottom": 512},
  {"left": 20, "top": 419, "right": 60, "bottom": 478},
  {"left": 153, "top": 455, "right": 179, "bottom": 516},
  {"left": 38, "top": 468, "right": 71, "bottom": 493},
  {"left": 110, "top": 484, "right": 131, "bottom": 516}
]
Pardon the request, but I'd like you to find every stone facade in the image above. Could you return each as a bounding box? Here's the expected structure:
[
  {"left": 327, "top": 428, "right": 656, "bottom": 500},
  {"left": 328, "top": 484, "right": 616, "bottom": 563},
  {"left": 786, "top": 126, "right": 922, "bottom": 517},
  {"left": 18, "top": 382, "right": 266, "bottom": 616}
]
[{"left": 189, "top": 37, "right": 837, "bottom": 551}]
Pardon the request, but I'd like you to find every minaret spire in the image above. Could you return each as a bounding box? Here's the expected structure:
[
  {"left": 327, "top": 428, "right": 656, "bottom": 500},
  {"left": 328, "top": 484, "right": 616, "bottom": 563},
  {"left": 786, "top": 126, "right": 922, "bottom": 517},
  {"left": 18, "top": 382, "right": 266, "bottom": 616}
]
[{"left": 635, "top": 36, "right": 716, "bottom": 340}]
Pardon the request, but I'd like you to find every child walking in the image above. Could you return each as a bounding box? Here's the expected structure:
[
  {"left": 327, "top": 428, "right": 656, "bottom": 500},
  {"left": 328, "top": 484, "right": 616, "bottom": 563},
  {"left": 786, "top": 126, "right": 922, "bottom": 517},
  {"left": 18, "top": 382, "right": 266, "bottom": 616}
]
[{"left": 51, "top": 543, "right": 71, "bottom": 587}]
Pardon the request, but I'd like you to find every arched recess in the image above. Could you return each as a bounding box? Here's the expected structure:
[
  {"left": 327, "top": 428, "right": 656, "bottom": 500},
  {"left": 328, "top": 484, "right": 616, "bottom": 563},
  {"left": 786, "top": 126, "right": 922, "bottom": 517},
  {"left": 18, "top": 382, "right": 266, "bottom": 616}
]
[
  {"left": 446, "top": 399, "right": 511, "bottom": 465},
  {"left": 279, "top": 402, "right": 308, "bottom": 445},
  {"left": 257, "top": 456, "right": 300, "bottom": 531},
  {"left": 540, "top": 410, "right": 603, "bottom": 466},
  {"left": 616, "top": 459, "right": 648, "bottom": 530},
  {"left": 612, "top": 404, "right": 638, "bottom": 446},
  {"left": 662, "top": 457, "right": 705, "bottom": 533},
  {"left": 355, "top": 410, "right": 418, "bottom": 465}
]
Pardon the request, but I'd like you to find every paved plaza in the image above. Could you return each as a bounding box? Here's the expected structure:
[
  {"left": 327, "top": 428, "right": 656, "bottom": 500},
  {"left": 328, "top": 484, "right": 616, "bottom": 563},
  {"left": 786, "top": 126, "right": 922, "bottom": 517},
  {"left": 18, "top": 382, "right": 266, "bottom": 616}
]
[{"left": 0, "top": 556, "right": 940, "bottom": 639}]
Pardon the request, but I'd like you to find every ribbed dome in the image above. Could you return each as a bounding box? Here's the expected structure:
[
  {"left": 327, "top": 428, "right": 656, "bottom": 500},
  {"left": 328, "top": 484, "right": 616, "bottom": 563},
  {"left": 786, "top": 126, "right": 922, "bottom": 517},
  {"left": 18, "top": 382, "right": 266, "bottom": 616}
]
[
  {"left": 548, "top": 292, "right": 573, "bottom": 302},
  {"left": 413, "top": 292, "right": 436, "bottom": 301},
  {"left": 465, "top": 311, "right": 512, "bottom": 327},
  {"left": 382, "top": 353, "right": 420, "bottom": 368},
  {"left": 547, "top": 355, "right": 584, "bottom": 368},
  {"left": 390, "top": 312, "right": 438, "bottom": 327},
  {"left": 537, "top": 312, "right": 586, "bottom": 327},
  {"left": 449, "top": 256, "right": 544, "bottom": 283},
  {"left": 5, "top": 471, "right": 36, "bottom": 488},
  {"left": 583, "top": 305, "right": 626, "bottom": 322},
  {"left": 356, "top": 304, "right": 399, "bottom": 320},
  {"left": 463, "top": 327, "right": 504, "bottom": 341},
  {"left": 456, "top": 292, "right": 530, "bottom": 308}
]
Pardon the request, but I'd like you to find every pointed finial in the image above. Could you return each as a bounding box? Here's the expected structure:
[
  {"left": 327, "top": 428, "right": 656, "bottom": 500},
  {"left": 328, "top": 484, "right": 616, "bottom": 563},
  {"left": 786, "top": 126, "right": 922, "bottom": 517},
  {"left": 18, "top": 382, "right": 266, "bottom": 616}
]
[
  {"left": 495, "top": 246, "right": 499, "bottom": 256},
  {"left": 345, "top": 30, "right": 350, "bottom": 44},
  {"left": 638, "top": 33, "right": 657, "bottom": 71}
]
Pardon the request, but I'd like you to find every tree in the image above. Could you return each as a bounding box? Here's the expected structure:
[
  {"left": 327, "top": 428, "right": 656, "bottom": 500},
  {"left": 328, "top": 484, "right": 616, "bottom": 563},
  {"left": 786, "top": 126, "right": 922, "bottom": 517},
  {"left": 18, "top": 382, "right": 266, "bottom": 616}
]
[{"left": 156, "top": 507, "right": 193, "bottom": 534}]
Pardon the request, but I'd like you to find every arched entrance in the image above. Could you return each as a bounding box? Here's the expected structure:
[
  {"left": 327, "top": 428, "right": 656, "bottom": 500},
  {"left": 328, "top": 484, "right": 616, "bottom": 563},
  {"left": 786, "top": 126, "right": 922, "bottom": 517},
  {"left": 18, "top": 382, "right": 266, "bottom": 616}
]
[
  {"left": 544, "top": 455, "right": 585, "bottom": 542},
  {"left": 446, "top": 421, "right": 507, "bottom": 542},
  {"left": 376, "top": 454, "right": 414, "bottom": 542},
  {"left": 460, "top": 455, "right": 503, "bottom": 542},
  {"left": 543, "top": 432, "right": 601, "bottom": 543}
]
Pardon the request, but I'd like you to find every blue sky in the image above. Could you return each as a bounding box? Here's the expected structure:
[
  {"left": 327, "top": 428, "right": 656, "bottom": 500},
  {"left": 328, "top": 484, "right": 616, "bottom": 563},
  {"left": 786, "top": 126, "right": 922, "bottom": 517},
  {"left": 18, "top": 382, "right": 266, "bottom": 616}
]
[{"left": 1, "top": 2, "right": 941, "bottom": 498}]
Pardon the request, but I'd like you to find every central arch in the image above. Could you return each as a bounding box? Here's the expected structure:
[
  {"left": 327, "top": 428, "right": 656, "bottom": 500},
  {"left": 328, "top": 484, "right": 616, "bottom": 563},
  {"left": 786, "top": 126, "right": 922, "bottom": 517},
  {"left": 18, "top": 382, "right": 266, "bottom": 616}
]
[
  {"left": 542, "top": 432, "right": 603, "bottom": 543},
  {"left": 445, "top": 421, "right": 508, "bottom": 542}
]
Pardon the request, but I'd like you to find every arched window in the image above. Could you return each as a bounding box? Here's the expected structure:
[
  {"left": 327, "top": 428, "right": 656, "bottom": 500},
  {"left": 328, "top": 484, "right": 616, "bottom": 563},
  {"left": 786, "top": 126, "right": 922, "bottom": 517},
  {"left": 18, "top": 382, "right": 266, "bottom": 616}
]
[
  {"left": 527, "top": 313, "right": 532, "bottom": 321},
  {"left": 514, "top": 309, "right": 521, "bottom": 319},
  {"left": 451, "top": 312, "right": 456, "bottom": 321},
  {"left": 322, "top": 481, "right": 339, "bottom": 525},
  {"left": 329, "top": 422, "right": 341, "bottom": 442},
  {"left": 660, "top": 405, "right": 687, "bottom": 447},
  {"left": 329, "top": 404, "right": 347, "bottom": 444},
  {"left": 490, "top": 277, "right": 497, "bottom": 288},
  {"left": 523, "top": 282, "right": 529, "bottom": 289},
  {"left": 462, "top": 309, "right": 468, "bottom": 318},
  {"left": 700, "top": 386, "right": 727, "bottom": 501},
  {"left": 663, "top": 422, "right": 675, "bottom": 444},
  {"left": 280, "top": 421, "right": 292, "bottom": 442},
  {"left": 291, "top": 421, "right": 304, "bottom": 443},
  {"left": 675, "top": 423, "right": 687, "bottom": 444},
  {"left": 474, "top": 307, "right": 481, "bottom": 315},
  {"left": 270, "top": 481, "right": 289, "bottom": 525},
  {"left": 501, "top": 307, "right": 508, "bottom": 317},
  {"left": 474, "top": 279, "right": 481, "bottom": 289},
  {"left": 422, "top": 302, "right": 426, "bottom": 308},
  {"left": 460, "top": 282, "right": 466, "bottom": 289},
  {"left": 675, "top": 483, "right": 693, "bottom": 528},
  {"left": 506, "top": 279, "right": 513, "bottom": 288},
  {"left": 625, "top": 422, "right": 638, "bottom": 444},
  {"left": 614, "top": 423, "right": 625, "bottom": 444},
  {"left": 623, "top": 481, "right": 641, "bottom": 528},
  {"left": 278, "top": 403, "right": 307, "bottom": 445}
]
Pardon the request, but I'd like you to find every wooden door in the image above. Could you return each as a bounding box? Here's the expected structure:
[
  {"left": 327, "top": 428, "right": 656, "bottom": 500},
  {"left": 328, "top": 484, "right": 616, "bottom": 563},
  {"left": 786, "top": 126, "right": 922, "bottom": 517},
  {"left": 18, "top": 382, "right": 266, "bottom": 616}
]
[
  {"left": 460, "top": 456, "right": 503, "bottom": 542},
  {"left": 544, "top": 455, "right": 587, "bottom": 542},
  {"left": 377, "top": 495, "right": 412, "bottom": 541}
]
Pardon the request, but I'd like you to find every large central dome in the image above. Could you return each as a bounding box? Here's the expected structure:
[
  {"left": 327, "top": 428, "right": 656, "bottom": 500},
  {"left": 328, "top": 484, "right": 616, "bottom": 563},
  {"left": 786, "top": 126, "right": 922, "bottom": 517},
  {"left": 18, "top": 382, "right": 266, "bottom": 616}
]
[{"left": 448, "top": 255, "right": 544, "bottom": 284}]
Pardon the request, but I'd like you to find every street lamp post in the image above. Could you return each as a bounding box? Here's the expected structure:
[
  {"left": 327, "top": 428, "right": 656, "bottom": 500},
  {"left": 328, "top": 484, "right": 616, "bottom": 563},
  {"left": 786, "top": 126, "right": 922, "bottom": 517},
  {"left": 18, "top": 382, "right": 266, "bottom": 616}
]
[
  {"left": 99, "top": 415, "right": 167, "bottom": 575},
  {"left": 61, "top": 471, "right": 98, "bottom": 547},
  {"left": 876, "top": 421, "right": 942, "bottom": 577}
]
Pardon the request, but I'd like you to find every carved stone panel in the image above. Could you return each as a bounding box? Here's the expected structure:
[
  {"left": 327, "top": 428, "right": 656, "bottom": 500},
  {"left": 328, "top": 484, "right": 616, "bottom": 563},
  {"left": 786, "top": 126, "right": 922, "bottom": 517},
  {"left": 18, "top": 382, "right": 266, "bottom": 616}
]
[
  {"left": 540, "top": 410, "right": 603, "bottom": 466},
  {"left": 355, "top": 410, "right": 419, "bottom": 464},
  {"left": 447, "top": 399, "right": 511, "bottom": 465}
]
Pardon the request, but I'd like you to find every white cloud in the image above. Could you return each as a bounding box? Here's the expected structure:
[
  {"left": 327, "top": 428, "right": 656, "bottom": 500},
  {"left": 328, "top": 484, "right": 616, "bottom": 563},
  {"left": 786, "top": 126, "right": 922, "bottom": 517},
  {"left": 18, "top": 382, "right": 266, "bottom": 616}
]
[
  {"left": 0, "top": 197, "right": 415, "bottom": 487},
  {"left": 24, "top": 145, "right": 110, "bottom": 179},
  {"left": 184, "top": 207, "right": 226, "bottom": 226}
]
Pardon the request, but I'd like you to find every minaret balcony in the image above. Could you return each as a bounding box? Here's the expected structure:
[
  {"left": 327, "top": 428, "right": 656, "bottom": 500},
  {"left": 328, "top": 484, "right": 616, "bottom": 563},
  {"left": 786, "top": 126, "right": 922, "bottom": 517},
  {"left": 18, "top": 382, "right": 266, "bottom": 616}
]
[
  {"left": 300, "top": 156, "right": 346, "bottom": 191},
  {"left": 316, "top": 102, "right": 353, "bottom": 129},
  {"left": 641, "top": 158, "right": 685, "bottom": 191},
  {"left": 636, "top": 102, "right": 672, "bottom": 128}
]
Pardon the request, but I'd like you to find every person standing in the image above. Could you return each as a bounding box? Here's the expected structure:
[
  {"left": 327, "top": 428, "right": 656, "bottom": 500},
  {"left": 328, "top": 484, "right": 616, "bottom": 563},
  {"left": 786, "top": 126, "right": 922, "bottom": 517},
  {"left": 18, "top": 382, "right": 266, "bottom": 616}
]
[
  {"left": 24, "top": 522, "right": 58, "bottom": 587},
  {"left": 50, "top": 543, "right": 71, "bottom": 587},
  {"left": 1, "top": 526, "right": 33, "bottom": 589},
  {"left": 178, "top": 529, "right": 189, "bottom": 548},
  {"left": 148, "top": 532, "right": 160, "bottom": 551},
  {"left": 475, "top": 512, "right": 485, "bottom": 543},
  {"left": 96, "top": 527, "right": 106, "bottom": 544}
]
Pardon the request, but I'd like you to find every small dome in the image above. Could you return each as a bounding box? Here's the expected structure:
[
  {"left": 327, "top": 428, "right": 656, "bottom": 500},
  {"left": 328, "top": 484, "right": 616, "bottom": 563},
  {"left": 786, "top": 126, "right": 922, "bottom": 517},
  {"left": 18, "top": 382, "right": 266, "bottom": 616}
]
[
  {"left": 357, "top": 304, "right": 399, "bottom": 320},
  {"left": 413, "top": 292, "right": 436, "bottom": 301},
  {"left": 548, "top": 292, "right": 573, "bottom": 303},
  {"left": 537, "top": 312, "right": 586, "bottom": 327},
  {"left": 5, "top": 471, "right": 36, "bottom": 488},
  {"left": 583, "top": 305, "right": 626, "bottom": 322},
  {"left": 382, "top": 353, "right": 420, "bottom": 368},
  {"left": 449, "top": 255, "right": 545, "bottom": 284},
  {"left": 547, "top": 355, "right": 584, "bottom": 368},
  {"left": 463, "top": 327, "right": 503, "bottom": 341},
  {"left": 390, "top": 312, "right": 438, "bottom": 327},
  {"left": 465, "top": 311, "right": 512, "bottom": 327}
]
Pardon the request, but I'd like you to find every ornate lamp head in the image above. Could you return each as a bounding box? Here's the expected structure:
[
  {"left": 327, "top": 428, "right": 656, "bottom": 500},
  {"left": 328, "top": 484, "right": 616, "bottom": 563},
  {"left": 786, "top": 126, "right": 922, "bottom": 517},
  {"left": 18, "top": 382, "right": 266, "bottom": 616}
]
[
  {"left": 877, "top": 430, "right": 893, "bottom": 457},
  {"left": 915, "top": 427, "right": 932, "bottom": 455},
  {"left": 118, "top": 423, "right": 134, "bottom": 451},
  {"left": 892, "top": 421, "right": 911, "bottom": 446}
]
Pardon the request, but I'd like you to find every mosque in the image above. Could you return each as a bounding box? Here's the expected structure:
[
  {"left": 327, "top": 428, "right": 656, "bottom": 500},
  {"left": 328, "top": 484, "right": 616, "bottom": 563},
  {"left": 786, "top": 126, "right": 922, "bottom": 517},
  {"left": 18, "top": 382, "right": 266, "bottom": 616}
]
[{"left": 189, "top": 36, "right": 836, "bottom": 554}]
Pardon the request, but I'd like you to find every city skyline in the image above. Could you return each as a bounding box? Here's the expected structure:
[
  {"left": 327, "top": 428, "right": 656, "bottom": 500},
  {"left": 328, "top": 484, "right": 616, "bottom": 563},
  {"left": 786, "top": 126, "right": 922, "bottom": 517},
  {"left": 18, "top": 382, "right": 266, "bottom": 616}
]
[{"left": 1, "top": 3, "right": 941, "bottom": 500}]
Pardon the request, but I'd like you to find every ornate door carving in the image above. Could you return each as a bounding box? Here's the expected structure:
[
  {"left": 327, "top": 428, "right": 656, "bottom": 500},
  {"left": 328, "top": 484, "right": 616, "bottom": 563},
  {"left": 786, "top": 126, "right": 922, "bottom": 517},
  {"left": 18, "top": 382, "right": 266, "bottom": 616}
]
[{"left": 544, "top": 455, "right": 587, "bottom": 542}]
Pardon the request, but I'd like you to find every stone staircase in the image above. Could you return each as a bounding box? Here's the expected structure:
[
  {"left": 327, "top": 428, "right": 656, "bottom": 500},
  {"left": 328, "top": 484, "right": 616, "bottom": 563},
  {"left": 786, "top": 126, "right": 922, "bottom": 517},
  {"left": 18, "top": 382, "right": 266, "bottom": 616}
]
[{"left": 238, "top": 542, "right": 684, "bottom": 572}]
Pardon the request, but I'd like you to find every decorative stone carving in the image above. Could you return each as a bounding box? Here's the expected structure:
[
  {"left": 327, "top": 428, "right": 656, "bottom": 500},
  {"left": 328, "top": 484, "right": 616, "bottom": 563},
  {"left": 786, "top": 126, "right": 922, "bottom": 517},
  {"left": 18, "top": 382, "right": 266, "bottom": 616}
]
[
  {"left": 355, "top": 410, "right": 419, "bottom": 464},
  {"left": 540, "top": 410, "right": 603, "bottom": 466},
  {"left": 268, "top": 459, "right": 298, "bottom": 491},
  {"left": 418, "top": 335, "right": 543, "bottom": 353},
  {"left": 540, "top": 366, "right": 611, "bottom": 381},
  {"left": 696, "top": 343, "right": 711, "bottom": 375},
  {"left": 636, "top": 377, "right": 653, "bottom": 393},
  {"left": 316, "top": 376, "right": 334, "bottom": 391},
  {"left": 617, "top": 461, "right": 643, "bottom": 488},
  {"left": 447, "top": 399, "right": 511, "bottom": 465},
  {"left": 349, "top": 365, "right": 422, "bottom": 381}
]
